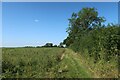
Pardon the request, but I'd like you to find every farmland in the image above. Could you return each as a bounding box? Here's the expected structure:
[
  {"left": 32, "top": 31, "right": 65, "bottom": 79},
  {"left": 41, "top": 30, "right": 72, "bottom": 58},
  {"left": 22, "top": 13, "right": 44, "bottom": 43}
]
[
  {"left": 2, "top": 48, "right": 91, "bottom": 78},
  {"left": 2, "top": 48, "right": 118, "bottom": 78},
  {"left": 2, "top": 6, "right": 119, "bottom": 78}
]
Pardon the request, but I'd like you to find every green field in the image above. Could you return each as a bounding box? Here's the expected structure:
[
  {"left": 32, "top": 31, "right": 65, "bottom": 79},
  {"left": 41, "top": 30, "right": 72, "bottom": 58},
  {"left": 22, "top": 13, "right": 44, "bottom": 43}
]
[{"left": 2, "top": 48, "right": 118, "bottom": 78}]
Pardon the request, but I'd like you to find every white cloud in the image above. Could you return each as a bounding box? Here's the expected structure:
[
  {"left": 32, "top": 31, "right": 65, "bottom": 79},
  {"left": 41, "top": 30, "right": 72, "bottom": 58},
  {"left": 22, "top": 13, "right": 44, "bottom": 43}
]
[{"left": 34, "top": 19, "right": 39, "bottom": 22}]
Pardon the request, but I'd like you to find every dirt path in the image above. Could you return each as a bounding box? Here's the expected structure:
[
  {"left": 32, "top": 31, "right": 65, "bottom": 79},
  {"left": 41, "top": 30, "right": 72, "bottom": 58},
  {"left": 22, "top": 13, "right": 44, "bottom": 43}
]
[
  {"left": 59, "top": 48, "right": 93, "bottom": 78},
  {"left": 64, "top": 48, "right": 99, "bottom": 78},
  {"left": 43, "top": 48, "right": 98, "bottom": 78}
]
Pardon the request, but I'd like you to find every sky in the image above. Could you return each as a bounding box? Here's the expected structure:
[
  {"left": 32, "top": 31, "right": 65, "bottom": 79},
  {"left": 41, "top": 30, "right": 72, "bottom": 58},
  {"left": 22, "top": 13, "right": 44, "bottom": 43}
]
[
  {"left": 0, "top": 2, "right": 1, "bottom": 47},
  {"left": 2, "top": 2, "right": 118, "bottom": 47}
]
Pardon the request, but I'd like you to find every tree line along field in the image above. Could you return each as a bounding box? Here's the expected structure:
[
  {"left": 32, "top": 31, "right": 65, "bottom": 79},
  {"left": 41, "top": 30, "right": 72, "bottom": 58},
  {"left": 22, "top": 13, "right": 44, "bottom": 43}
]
[
  {"left": 2, "top": 47, "right": 118, "bottom": 78},
  {"left": 62, "top": 7, "right": 120, "bottom": 78},
  {"left": 1, "top": 7, "right": 120, "bottom": 78}
]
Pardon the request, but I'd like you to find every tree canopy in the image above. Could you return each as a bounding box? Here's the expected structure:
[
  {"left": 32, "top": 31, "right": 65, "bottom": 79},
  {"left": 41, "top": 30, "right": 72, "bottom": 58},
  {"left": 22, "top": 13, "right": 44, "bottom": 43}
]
[
  {"left": 64, "top": 7, "right": 105, "bottom": 47},
  {"left": 63, "top": 7, "right": 120, "bottom": 63}
]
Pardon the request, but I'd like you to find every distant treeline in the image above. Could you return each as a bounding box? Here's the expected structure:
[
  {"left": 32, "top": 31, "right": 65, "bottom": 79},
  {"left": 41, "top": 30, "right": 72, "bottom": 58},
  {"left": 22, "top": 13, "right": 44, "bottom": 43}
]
[
  {"left": 63, "top": 7, "right": 120, "bottom": 63},
  {"left": 24, "top": 42, "right": 65, "bottom": 48}
]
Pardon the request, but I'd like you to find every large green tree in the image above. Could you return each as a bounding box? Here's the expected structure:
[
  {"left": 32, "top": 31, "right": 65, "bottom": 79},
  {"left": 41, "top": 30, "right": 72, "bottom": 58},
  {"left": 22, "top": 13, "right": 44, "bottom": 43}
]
[{"left": 63, "top": 7, "right": 105, "bottom": 46}]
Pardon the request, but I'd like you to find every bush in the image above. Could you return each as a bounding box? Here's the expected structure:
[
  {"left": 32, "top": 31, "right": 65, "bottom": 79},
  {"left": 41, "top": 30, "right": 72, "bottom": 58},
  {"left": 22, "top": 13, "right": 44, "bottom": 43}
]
[{"left": 69, "top": 25, "right": 120, "bottom": 63}]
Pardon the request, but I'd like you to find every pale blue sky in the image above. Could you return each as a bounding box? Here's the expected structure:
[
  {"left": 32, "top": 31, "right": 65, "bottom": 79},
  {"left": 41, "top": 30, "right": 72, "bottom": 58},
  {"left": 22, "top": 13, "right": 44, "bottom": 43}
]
[
  {"left": 2, "top": 2, "right": 118, "bottom": 47},
  {"left": 0, "top": 2, "right": 2, "bottom": 47}
]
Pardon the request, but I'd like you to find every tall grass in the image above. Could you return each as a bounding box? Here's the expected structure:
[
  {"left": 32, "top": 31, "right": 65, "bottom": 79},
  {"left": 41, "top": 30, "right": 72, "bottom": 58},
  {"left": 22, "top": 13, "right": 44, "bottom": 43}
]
[{"left": 2, "top": 48, "right": 65, "bottom": 78}]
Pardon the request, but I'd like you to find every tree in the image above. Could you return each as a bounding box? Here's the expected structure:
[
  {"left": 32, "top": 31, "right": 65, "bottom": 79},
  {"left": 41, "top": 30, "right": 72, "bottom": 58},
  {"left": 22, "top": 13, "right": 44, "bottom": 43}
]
[
  {"left": 64, "top": 7, "right": 105, "bottom": 47},
  {"left": 53, "top": 45, "right": 57, "bottom": 47},
  {"left": 63, "top": 36, "right": 73, "bottom": 47},
  {"left": 59, "top": 42, "right": 64, "bottom": 48},
  {"left": 44, "top": 43, "right": 53, "bottom": 47}
]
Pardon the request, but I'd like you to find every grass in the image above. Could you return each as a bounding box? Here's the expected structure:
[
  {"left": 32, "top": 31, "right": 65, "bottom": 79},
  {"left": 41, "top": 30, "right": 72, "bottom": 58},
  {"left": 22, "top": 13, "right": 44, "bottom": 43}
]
[
  {"left": 2, "top": 48, "right": 92, "bottom": 78},
  {"left": 75, "top": 50, "right": 118, "bottom": 78},
  {"left": 2, "top": 47, "right": 118, "bottom": 78}
]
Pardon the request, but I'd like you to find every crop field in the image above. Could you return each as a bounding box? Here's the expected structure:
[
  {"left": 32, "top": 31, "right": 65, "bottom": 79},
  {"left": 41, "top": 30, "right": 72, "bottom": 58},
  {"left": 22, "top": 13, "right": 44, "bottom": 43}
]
[
  {"left": 2, "top": 48, "right": 92, "bottom": 78},
  {"left": 2, "top": 48, "right": 118, "bottom": 78},
  {"left": 2, "top": 3, "right": 119, "bottom": 79}
]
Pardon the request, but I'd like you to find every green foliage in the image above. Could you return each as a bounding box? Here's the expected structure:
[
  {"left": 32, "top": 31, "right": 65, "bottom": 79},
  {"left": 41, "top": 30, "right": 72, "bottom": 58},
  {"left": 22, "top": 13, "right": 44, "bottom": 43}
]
[
  {"left": 44, "top": 43, "right": 53, "bottom": 47},
  {"left": 53, "top": 45, "right": 57, "bottom": 47},
  {"left": 64, "top": 7, "right": 105, "bottom": 47},
  {"left": 64, "top": 7, "right": 120, "bottom": 64},
  {"left": 69, "top": 24, "right": 119, "bottom": 63},
  {"left": 2, "top": 48, "right": 64, "bottom": 78},
  {"left": 2, "top": 48, "right": 92, "bottom": 78},
  {"left": 58, "top": 42, "right": 64, "bottom": 48}
]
